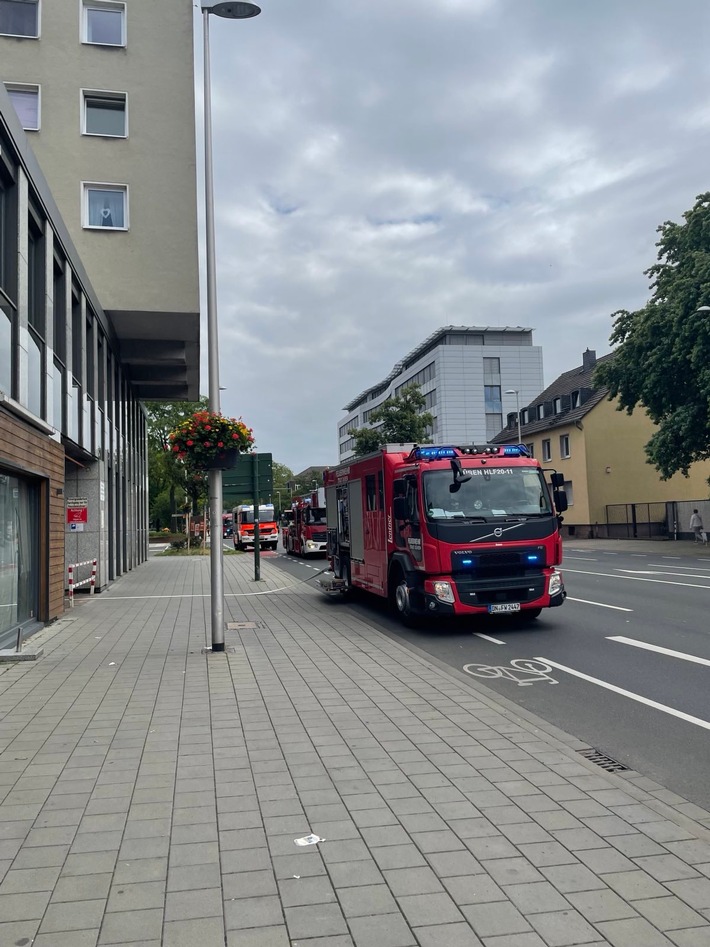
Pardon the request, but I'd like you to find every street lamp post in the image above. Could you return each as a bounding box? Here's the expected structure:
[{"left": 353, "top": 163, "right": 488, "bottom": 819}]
[
  {"left": 201, "top": 1, "right": 261, "bottom": 651},
  {"left": 505, "top": 389, "right": 522, "bottom": 445}
]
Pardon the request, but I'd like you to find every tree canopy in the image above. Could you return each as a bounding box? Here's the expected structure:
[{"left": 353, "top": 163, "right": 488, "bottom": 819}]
[
  {"left": 350, "top": 384, "right": 434, "bottom": 457},
  {"left": 594, "top": 192, "right": 710, "bottom": 479}
]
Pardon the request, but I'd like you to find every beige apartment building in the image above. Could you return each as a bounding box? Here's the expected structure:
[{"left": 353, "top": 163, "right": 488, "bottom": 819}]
[
  {"left": 493, "top": 349, "right": 710, "bottom": 539},
  {"left": 0, "top": 0, "right": 200, "bottom": 616},
  {"left": 1, "top": 0, "right": 200, "bottom": 338}
]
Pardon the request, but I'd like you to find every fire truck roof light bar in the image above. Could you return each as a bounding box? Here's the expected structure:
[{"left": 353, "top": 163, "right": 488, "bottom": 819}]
[{"left": 410, "top": 444, "right": 530, "bottom": 461}]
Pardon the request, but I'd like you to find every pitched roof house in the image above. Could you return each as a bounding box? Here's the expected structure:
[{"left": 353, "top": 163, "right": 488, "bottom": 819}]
[{"left": 492, "top": 350, "right": 710, "bottom": 539}]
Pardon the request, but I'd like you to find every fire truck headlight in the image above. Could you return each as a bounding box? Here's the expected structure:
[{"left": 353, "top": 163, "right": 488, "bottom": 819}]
[
  {"left": 433, "top": 581, "right": 455, "bottom": 604},
  {"left": 306, "top": 540, "right": 317, "bottom": 549},
  {"left": 548, "top": 570, "right": 563, "bottom": 596}
]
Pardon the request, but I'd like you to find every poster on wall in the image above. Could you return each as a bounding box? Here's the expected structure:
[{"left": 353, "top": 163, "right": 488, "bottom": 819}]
[{"left": 66, "top": 498, "right": 88, "bottom": 529}]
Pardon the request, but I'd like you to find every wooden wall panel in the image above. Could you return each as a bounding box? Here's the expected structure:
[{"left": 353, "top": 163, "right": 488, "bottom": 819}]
[{"left": 0, "top": 408, "right": 66, "bottom": 620}]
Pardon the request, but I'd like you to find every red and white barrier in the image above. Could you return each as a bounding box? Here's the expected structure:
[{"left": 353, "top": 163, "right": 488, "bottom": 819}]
[{"left": 67, "top": 559, "right": 97, "bottom": 607}]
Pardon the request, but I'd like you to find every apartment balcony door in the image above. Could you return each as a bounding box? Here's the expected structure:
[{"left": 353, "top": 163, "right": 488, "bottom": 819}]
[{"left": 0, "top": 471, "right": 40, "bottom": 649}]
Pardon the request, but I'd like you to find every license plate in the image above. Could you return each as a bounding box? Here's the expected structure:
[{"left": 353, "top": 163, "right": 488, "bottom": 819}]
[{"left": 488, "top": 603, "right": 521, "bottom": 614}]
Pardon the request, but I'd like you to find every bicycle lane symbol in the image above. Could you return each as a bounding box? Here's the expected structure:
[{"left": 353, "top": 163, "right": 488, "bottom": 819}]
[{"left": 463, "top": 659, "right": 559, "bottom": 687}]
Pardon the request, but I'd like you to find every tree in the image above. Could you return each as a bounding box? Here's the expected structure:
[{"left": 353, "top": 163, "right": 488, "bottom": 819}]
[
  {"left": 594, "top": 192, "right": 710, "bottom": 480},
  {"left": 350, "top": 384, "right": 434, "bottom": 457},
  {"left": 144, "top": 397, "right": 208, "bottom": 527}
]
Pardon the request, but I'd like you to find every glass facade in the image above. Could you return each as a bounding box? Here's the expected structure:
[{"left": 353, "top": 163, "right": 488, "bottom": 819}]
[{"left": 0, "top": 471, "right": 39, "bottom": 648}]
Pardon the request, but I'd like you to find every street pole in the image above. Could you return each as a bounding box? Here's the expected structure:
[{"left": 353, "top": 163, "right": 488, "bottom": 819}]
[
  {"left": 203, "top": 7, "right": 225, "bottom": 651},
  {"left": 201, "top": 2, "right": 261, "bottom": 651}
]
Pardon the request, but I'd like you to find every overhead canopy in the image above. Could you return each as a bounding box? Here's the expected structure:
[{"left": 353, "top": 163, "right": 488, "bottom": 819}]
[{"left": 107, "top": 309, "right": 200, "bottom": 401}]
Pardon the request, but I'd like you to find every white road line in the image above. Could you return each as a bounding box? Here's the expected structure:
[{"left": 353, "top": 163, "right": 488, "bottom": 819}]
[
  {"left": 607, "top": 636, "right": 710, "bottom": 668},
  {"left": 661, "top": 556, "right": 681, "bottom": 559},
  {"left": 563, "top": 556, "right": 598, "bottom": 561},
  {"left": 649, "top": 563, "right": 710, "bottom": 572},
  {"left": 536, "top": 657, "right": 710, "bottom": 732},
  {"left": 567, "top": 597, "right": 632, "bottom": 612},
  {"left": 618, "top": 568, "right": 710, "bottom": 581},
  {"left": 474, "top": 633, "right": 506, "bottom": 644},
  {"left": 563, "top": 567, "right": 710, "bottom": 591}
]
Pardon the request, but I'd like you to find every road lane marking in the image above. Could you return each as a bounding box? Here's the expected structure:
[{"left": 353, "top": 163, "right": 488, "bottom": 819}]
[
  {"left": 607, "top": 636, "right": 710, "bottom": 668},
  {"left": 567, "top": 597, "right": 632, "bottom": 612},
  {"left": 564, "top": 556, "right": 598, "bottom": 561},
  {"left": 649, "top": 563, "right": 710, "bottom": 572},
  {"left": 536, "top": 657, "right": 710, "bottom": 731},
  {"left": 618, "top": 568, "right": 710, "bottom": 580},
  {"left": 464, "top": 659, "right": 557, "bottom": 686},
  {"left": 563, "top": 567, "right": 710, "bottom": 591},
  {"left": 474, "top": 633, "right": 506, "bottom": 644}
]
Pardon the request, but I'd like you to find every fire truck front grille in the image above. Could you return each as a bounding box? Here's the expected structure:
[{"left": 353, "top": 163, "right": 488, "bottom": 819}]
[
  {"left": 451, "top": 546, "right": 546, "bottom": 579},
  {"left": 312, "top": 530, "right": 327, "bottom": 541},
  {"left": 454, "top": 575, "right": 547, "bottom": 605}
]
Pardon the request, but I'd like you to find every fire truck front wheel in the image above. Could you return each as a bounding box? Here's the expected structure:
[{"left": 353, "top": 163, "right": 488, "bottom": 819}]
[{"left": 389, "top": 568, "right": 420, "bottom": 627}]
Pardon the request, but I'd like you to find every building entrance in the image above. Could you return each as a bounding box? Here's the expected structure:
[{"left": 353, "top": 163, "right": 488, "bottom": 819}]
[{"left": 0, "top": 471, "right": 40, "bottom": 649}]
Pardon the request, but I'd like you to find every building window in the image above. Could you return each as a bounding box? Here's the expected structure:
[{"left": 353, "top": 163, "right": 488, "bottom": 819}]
[
  {"left": 553, "top": 397, "right": 561, "bottom": 414},
  {"left": 536, "top": 404, "right": 545, "bottom": 420},
  {"left": 4, "top": 83, "right": 40, "bottom": 130},
  {"left": 485, "top": 414, "right": 502, "bottom": 441},
  {"left": 82, "top": 1, "right": 125, "bottom": 46},
  {"left": 564, "top": 480, "right": 574, "bottom": 506},
  {"left": 484, "top": 385, "right": 502, "bottom": 413},
  {"left": 560, "top": 434, "right": 570, "bottom": 458},
  {"left": 83, "top": 184, "right": 128, "bottom": 230},
  {"left": 82, "top": 91, "right": 127, "bottom": 137},
  {"left": 542, "top": 439, "right": 551, "bottom": 462},
  {"left": 526, "top": 443, "right": 534, "bottom": 457},
  {"left": 0, "top": 0, "right": 39, "bottom": 38},
  {"left": 394, "top": 361, "right": 435, "bottom": 396},
  {"left": 520, "top": 409, "right": 528, "bottom": 424},
  {"left": 571, "top": 390, "right": 580, "bottom": 408},
  {"left": 483, "top": 357, "right": 500, "bottom": 383}
]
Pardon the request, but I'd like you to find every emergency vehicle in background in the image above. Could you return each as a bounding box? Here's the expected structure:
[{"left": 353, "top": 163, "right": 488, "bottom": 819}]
[
  {"left": 280, "top": 509, "right": 294, "bottom": 548},
  {"left": 320, "top": 444, "right": 567, "bottom": 626},
  {"left": 286, "top": 488, "right": 328, "bottom": 558},
  {"left": 222, "top": 512, "right": 233, "bottom": 538},
  {"left": 232, "top": 503, "right": 278, "bottom": 551}
]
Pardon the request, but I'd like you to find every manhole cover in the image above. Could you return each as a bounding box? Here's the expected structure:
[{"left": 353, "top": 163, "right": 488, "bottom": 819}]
[
  {"left": 578, "top": 747, "right": 629, "bottom": 773},
  {"left": 227, "top": 621, "right": 258, "bottom": 629}
]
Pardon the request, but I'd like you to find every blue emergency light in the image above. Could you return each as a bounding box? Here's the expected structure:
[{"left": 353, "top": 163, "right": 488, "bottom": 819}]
[{"left": 412, "top": 446, "right": 458, "bottom": 460}]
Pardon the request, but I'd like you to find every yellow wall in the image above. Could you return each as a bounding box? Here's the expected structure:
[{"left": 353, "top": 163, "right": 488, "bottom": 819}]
[
  {"left": 584, "top": 400, "right": 710, "bottom": 523},
  {"left": 519, "top": 399, "right": 710, "bottom": 529}
]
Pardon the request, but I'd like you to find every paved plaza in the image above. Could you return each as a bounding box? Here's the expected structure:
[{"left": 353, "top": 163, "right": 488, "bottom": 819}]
[{"left": 0, "top": 549, "right": 709, "bottom": 946}]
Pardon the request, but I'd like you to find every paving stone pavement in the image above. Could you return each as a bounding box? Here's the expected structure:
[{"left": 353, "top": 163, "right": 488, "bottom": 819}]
[{"left": 1, "top": 549, "right": 710, "bottom": 947}]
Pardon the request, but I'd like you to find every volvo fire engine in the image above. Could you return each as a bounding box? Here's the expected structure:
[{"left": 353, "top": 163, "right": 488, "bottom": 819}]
[
  {"left": 320, "top": 444, "right": 567, "bottom": 625},
  {"left": 287, "top": 489, "right": 328, "bottom": 558},
  {"left": 233, "top": 504, "right": 278, "bottom": 551}
]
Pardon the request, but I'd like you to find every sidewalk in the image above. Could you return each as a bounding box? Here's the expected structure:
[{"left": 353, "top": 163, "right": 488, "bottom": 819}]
[{"left": 0, "top": 552, "right": 709, "bottom": 947}]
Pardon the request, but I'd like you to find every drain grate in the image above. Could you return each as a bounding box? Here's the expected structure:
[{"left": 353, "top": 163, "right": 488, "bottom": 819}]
[{"left": 578, "top": 747, "right": 629, "bottom": 774}]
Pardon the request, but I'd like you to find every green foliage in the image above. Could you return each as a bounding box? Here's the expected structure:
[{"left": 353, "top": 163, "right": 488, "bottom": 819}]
[
  {"left": 594, "top": 192, "right": 710, "bottom": 480},
  {"left": 350, "top": 385, "right": 434, "bottom": 457},
  {"left": 144, "top": 397, "right": 209, "bottom": 526}
]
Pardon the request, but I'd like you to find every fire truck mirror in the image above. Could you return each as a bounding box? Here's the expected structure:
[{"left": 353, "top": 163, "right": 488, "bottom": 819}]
[
  {"left": 550, "top": 472, "right": 565, "bottom": 488},
  {"left": 553, "top": 489, "right": 568, "bottom": 513}
]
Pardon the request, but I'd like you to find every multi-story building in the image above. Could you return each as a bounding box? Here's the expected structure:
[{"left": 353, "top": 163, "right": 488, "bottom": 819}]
[
  {"left": 0, "top": 1, "right": 200, "bottom": 648},
  {"left": 492, "top": 349, "right": 710, "bottom": 539},
  {"left": 337, "top": 325, "right": 544, "bottom": 462}
]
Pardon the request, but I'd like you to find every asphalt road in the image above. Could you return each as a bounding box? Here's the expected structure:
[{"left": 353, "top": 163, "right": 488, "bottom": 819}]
[{"left": 270, "top": 541, "right": 710, "bottom": 812}]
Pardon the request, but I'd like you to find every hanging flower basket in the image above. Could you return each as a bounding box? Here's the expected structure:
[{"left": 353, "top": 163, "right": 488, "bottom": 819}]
[{"left": 168, "top": 411, "right": 254, "bottom": 470}]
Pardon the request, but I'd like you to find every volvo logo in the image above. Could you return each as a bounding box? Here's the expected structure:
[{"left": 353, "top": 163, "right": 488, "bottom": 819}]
[{"left": 493, "top": 527, "right": 503, "bottom": 537}]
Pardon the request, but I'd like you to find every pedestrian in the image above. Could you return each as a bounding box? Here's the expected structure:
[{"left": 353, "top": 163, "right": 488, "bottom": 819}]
[{"left": 689, "top": 508, "right": 705, "bottom": 544}]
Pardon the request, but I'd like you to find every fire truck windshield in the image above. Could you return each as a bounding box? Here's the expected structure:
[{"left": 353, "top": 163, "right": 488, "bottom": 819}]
[
  {"left": 423, "top": 468, "right": 551, "bottom": 520},
  {"left": 307, "top": 508, "right": 327, "bottom": 525}
]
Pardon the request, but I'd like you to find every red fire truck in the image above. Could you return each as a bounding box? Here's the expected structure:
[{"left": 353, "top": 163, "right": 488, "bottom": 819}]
[
  {"left": 320, "top": 444, "right": 567, "bottom": 625},
  {"left": 233, "top": 504, "right": 279, "bottom": 551},
  {"left": 287, "top": 489, "right": 328, "bottom": 558}
]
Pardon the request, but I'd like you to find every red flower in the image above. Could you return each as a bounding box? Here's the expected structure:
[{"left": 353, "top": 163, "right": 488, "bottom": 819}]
[
  {"left": 173, "top": 445, "right": 180, "bottom": 452},
  {"left": 186, "top": 439, "right": 193, "bottom": 447},
  {"left": 217, "top": 441, "right": 224, "bottom": 448},
  {"left": 231, "top": 433, "right": 238, "bottom": 439},
  {"left": 204, "top": 441, "right": 211, "bottom": 448}
]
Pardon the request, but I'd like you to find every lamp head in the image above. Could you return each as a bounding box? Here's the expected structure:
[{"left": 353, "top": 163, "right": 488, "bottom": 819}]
[{"left": 202, "top": 2, "right": 261, "bottom": 18}]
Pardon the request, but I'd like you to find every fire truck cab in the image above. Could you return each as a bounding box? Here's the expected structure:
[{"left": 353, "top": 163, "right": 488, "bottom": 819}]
[
  {"left": 287, "top": 491, "right": 328, "bottom": 558},
  {"left": 321, "top": 444, "right": 567, "bottom": 626},
  {"left": 233, "top": 504, "right": 278, "bottom": 551}
]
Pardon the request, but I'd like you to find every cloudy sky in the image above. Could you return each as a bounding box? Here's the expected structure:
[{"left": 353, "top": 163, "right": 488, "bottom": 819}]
[{"left": 194, "top": 0, "right": 710, "bottom": 474}]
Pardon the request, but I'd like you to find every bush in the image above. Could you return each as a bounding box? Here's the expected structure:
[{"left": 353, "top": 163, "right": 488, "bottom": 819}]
[{"left": 149, "top": 531, "right": 187, "bottom": 546}]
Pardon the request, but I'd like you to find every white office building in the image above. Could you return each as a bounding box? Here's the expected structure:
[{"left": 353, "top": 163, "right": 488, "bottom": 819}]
[{"left": 338, "top": 326, "right": 544, "bottom": 461}]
